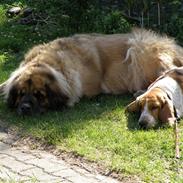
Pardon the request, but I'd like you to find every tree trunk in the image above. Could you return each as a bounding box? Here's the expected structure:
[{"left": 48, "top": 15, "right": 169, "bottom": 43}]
[
  {"left": 147, "top": 11, "right": 150, "bottom": 27},
  {"left": 157, "top": 2, "right": 161, "bottom": 26},
  {"left": 128, "top": 9, "right": 131, "bottom": 16},
  {"left": 141, "top": 11, "right": 144, "bottom": 28}
]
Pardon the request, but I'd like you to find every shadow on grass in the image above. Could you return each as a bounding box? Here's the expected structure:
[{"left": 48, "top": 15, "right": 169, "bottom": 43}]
[
  {"left": 124, "top": 96, "right": 141, "bottom": 130},
  {"left": 126, "top": 112, "right": 140, "bottom": 130},
  {"left": 0, "top": 94, "right": 132, "bottom": 143}
]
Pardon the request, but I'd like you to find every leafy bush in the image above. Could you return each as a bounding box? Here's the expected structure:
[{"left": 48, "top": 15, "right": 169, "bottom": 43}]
[
  {"left": 102, "top": 11, "right": 131, "bottom": 34},
  {"left": 164, "top": 15, "right": 183, "bottom": 44}
]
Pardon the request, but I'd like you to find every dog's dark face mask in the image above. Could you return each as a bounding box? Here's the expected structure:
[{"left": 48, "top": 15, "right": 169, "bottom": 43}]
[
  {"left": 17, "top": 92, "right": 45, "bottom": 115},
  {"left": 7, "top": 71, "right": 68, "bottom": 116}
]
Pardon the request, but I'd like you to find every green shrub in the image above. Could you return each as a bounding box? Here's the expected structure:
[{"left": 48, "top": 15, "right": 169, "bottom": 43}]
[
  {"left": 164, "top": 15, "right": 183, "bottom": 44},
  {"left": 103, "top": 11, "right": 131, "bottom": 34}
]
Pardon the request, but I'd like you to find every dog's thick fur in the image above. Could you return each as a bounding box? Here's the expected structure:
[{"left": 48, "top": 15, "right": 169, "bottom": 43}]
[{"left": 1, "top": 29, "right": 183, "bottom": 115}]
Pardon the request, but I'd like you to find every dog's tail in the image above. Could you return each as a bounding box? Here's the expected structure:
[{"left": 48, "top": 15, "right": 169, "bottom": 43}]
[
  {"left": 122, "top": 28, "right": 183, "bottom": 92},
  {"left": 173, "top": 44, "right": 183, "bottom": 67}
]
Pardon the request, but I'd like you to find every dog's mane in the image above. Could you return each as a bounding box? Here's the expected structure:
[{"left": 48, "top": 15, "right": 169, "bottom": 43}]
[{"left": 123, "top": 28, "right": 183, "bottom": 92}]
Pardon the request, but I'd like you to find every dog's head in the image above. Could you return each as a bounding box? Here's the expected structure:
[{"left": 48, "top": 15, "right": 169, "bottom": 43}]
[
  {"left": 1, "top": 63, "right": 69, "bottom": 115},
  {"left": 126, "top": 88, "right": 176, "bottom": 129}
]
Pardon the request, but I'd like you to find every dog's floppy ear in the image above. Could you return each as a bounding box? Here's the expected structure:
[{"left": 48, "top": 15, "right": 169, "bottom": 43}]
[
  {"left": 7, "top": 85, "right": 18, "bottom": 108},
  {"left": 45, "top": 84, "right": 68, "bottom": 110},
  {"left": 159, "top": 99, "right": 175, "bottom": 125},
  {"left": 125, "top": 100, "right": 140, "bottom": 113}
]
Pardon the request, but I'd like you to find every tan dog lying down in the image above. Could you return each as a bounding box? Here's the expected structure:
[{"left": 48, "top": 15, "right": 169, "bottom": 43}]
[
  {"left": 126, "top": 67, "right": 183, "bottom": 129},
  {"left": 1, "top": 29, "right": 183, "bottom": 115}
]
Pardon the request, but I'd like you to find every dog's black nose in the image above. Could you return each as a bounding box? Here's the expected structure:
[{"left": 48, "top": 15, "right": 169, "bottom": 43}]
[
  {"left": 20, "top": 103, "right": 31, "bottom": 115},
  {"left": 139, "top": 120, "right": 148, "bottom": 129}
]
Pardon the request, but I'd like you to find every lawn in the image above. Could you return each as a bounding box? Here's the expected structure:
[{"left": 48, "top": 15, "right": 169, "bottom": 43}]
[{"left": 0, "top": 1, "right": 183, "bottom": 182}]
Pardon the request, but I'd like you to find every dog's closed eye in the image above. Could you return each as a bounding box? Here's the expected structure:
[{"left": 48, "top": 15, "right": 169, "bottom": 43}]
[
  {"left": 33, "top": 91, "right": 45, "bottom": 100},
  {"left": 150, "top": 105, "right": 159, "bottom": 111}
]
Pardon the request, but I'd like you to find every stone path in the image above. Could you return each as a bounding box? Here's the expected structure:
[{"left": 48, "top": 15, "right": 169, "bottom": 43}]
[{"left": 0, "top": 131, "right": 121, "bottom": 183}]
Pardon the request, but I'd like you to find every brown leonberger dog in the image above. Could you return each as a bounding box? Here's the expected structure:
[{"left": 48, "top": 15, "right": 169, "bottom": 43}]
[{"left": 1, "top": 29, "right": 183, "bottom": 115}]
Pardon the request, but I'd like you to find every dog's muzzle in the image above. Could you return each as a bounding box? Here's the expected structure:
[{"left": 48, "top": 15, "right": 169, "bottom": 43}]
[
  {"left": 18, "top": 103, "right": 32, "bottom": 115},
  {"left": 17, "top": 94, "right": 40, "bottom": 115}
]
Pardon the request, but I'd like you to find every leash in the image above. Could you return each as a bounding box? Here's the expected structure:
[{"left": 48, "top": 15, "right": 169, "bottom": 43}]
[
  {"left": 174, "top": 119, "right": 180, "bottom": 159},
  {"left": 166, "top": 93, "right": 180, "bottom": 159},
  {"left": 173, "top": 105, "right": 180, "bottom": 159}
]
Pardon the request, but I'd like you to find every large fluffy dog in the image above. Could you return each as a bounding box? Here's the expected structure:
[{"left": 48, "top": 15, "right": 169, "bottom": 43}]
[{"left": 1, "top": 29, "right": 183, "bottom": 115}]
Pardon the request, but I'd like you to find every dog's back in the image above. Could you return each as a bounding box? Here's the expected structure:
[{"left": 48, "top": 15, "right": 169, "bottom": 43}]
[
  {"left": 93, "top": 29, "right": 183, "bottom": 93},
  {"left": 2, "top": 29, "right": 183, "bottom": 98}
]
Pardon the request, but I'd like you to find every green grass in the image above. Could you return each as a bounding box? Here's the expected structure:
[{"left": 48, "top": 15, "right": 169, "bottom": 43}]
[{"left": 0, "top": 1, "right": 183, "bottom": 182}]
